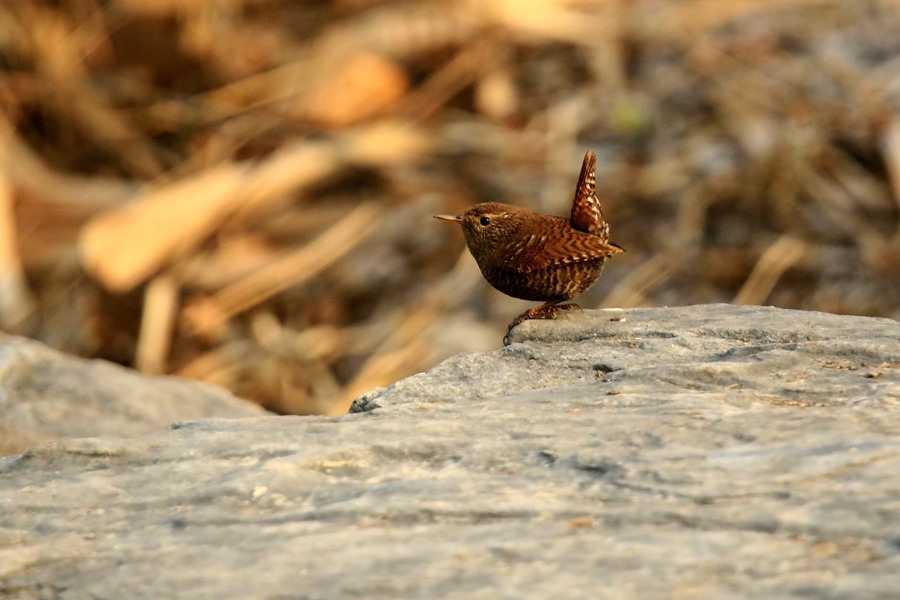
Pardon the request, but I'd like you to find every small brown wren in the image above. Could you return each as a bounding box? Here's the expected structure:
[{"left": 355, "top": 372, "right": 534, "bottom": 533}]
[{"left": 435, "top": 150, "right": 623, "bottom": 344}]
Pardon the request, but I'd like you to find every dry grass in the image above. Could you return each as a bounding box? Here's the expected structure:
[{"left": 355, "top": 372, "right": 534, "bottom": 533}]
[{"left": 3, "top": 0, "right": 900, "bottom": 414}]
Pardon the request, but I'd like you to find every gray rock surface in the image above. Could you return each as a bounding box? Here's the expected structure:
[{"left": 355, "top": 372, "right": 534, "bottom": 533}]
[
  {"left": 3, "top": 305, "right": 900, "bottom": 599},
  {"left": 0, "top": 335, "right": 267, "bottom": 455}
]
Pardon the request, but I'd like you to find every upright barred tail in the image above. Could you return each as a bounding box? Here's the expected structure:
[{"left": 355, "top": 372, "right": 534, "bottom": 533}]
[{"left": 569, "top": 150, "right": 611, "bottom": 242}]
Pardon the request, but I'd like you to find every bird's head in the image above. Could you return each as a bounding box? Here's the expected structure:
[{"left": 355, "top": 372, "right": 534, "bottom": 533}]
[{"left": 434, "top": 202, "right": 530, "bottom": 264}]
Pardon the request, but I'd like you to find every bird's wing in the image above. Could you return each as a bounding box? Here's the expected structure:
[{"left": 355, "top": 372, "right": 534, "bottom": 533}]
[
  {"left": 569, "top": 150, "right": 611, "bottom": 241},
  {"left": 503, "top": 227, "right": 623, "bottom": 273}
]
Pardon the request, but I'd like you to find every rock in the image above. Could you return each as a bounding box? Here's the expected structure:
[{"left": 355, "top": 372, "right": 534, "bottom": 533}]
[
  {"left": 0, "top": 335, "right": 267, "bottom": 456},
  {"left": 2, "top": 305, "right": 900, "bottom": 599}
]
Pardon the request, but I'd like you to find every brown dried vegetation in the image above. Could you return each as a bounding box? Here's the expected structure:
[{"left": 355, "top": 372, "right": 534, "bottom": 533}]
[{"left": 3, "top": 0, "right": 900, "bottom": 414}]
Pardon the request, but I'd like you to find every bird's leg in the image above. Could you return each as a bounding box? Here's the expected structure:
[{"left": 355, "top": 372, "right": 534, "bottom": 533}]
[{"left": 504, "top": 300, "right": 582, "bottom": 345}]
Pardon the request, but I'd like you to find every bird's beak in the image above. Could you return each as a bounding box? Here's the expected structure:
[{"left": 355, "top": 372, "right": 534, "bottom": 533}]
[{"left": 433, "top": 214, "right": 461, "bottom": 223}]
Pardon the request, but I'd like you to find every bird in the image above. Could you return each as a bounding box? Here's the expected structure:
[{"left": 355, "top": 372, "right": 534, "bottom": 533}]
[{"left": 435, "top": 150, "right": 623, "bottom": 344}]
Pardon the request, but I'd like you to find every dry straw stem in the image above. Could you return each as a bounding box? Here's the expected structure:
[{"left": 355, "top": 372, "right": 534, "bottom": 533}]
[
  {"left": 79, "top": 162, "right": 258, "bottom": 294},
  {"left": 135, "top": 273, "right": 179, "bottom": 375},
  {"left": 0, "top": 121, "right": 136, "bottom": 213},
  {"left": 400, "top": 37, "right": 503, "bottom": 120},
  {"left": 473, "top": 0, "right": 619, "bottom": 46},
  {"left": 880, "top": 118, "right": 900, "bottom": 215},
  {"left": 313, "top": 2, "right": 477, "bottom": 61},
  {"left": 182, "top": 201, "right": 385, "bottom": 339},
  {"left": 474, "top": 0, "right": 820, "bottom": 48},
  {"left": 79, "top": 121, "right": 431, "bottom": 293},
  {"left": 113, "top": 0, "right": 265, "bottom": 18},
  {"left": 733, "top": 236, "right": 808, "bottom": 306},
  {"left": 797, "top": 164, "right": 873, "bottom": 243},
  {"left": 205, "top": 51, "right": 409, "bottom": 127},
  {"left": 304, "top": 52, "right": 409, "bottom": 127},
  {"left": 176, "top": 342, "right": 248, "bottom": 389},
  {"left": 0, "top": 171, "right": 36, "bottom": 332},
  {"left": 334, "top": 120, "right": 433, "bottom": 167}
]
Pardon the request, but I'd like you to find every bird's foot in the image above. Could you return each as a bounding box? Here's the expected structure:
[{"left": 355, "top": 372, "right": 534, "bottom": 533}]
[
  {"left": 555, "top": 303, "right": 583, "bottom": 315},
  {"left": 503, "top": 303, "right": 582, "bottom": 345}
]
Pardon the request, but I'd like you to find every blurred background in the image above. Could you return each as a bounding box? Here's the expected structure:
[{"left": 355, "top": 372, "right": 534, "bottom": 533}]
[{"left": 2, "top": 0, "right": 900, "bottom": 415}]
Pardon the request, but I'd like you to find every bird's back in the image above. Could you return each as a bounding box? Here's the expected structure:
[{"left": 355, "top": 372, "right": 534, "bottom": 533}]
[{"left": 478, "top": 214, "right": 616, "bottom": 302}]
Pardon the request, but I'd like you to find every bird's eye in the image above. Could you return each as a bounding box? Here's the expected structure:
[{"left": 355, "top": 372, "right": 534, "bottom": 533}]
[{"left": 479, "top": 216, "right": 491, "bottom": 226}]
